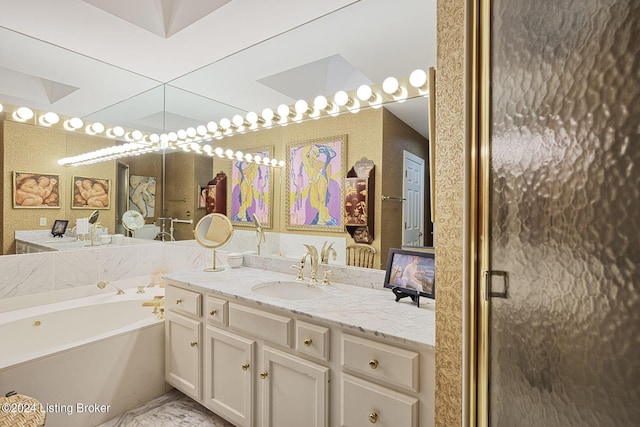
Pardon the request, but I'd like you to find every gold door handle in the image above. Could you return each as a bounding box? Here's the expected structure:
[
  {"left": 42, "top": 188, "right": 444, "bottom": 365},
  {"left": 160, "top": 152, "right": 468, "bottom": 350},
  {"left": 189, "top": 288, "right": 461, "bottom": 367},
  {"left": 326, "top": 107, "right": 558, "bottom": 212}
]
[
  {"left": 242, "top": 363, "right": 250, "bottom": 371},
  {"left": 260, "top": 371, "right": 268, "bottom": 379},
  {"left": 209, "top": 309, "right": 217, "bottom": 316},
  {"left": 175, "top": 298, "right": 183, "bottom": 304},
  {"left": 304, "top": 338, "right": 313, "bottom": 347},
  {"left": 369, "top": 359, "right": 378, "bottom": 369},
  {"left": 368, "top": 412, "right": 378, "bottom": 423},
  {"left": 190, "top": 340, "right": 198, "bottom": 347}
]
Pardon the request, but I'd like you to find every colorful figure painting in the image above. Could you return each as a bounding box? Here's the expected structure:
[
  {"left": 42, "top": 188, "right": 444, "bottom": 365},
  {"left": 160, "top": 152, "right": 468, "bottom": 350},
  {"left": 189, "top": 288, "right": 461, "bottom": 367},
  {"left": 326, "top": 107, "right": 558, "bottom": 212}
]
[
  {"left": 286, "top": 135, "right": 346, "bottom": 232},
  {"left": 231, "top": 147, "right": 272, "bottom": 228}
]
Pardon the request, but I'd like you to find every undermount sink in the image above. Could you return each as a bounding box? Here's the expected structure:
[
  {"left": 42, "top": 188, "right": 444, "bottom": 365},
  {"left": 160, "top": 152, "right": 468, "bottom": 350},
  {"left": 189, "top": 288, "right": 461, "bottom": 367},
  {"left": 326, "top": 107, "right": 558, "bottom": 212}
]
[{"left": 251, "top": 281, "right": 325, "bottom": 300}]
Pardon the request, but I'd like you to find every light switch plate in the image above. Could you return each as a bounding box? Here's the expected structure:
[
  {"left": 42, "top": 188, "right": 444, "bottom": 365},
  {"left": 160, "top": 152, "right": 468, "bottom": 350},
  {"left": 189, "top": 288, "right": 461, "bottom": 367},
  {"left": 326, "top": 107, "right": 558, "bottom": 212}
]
[{"left": 40, "top": 217, "right": 47, "bottom": 226}]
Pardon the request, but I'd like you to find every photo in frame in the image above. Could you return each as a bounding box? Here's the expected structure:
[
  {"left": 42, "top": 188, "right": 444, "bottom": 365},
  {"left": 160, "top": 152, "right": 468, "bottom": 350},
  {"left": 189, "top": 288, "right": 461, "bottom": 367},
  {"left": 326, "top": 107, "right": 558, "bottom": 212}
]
[
  {"left": 384, "top": 248, "right": 435, "bottom": 300},
  {"left": 230, "top": 146, "right": 273, "bottom": 228},
  {"left": 129, "top": 175, "right": 156, "bottom": 217},
  {"left": 285, "top": 135, "right": 346, "bottom": 232},
  {"left": 51, "top": 219, "right": 69, "bottom": 237},
  {"left": 72, "top": 176, "right": 111, "bottom": 209},
  {"left": 13, "top": 172, "right": 61, "bottom": 208}
]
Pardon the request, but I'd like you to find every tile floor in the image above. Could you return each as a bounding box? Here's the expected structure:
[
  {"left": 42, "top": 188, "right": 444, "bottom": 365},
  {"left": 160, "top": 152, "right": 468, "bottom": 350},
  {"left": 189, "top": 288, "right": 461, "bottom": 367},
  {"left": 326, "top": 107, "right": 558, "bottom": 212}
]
[{"left": 98, "top": 389, "right": 235, "bottom": 427}]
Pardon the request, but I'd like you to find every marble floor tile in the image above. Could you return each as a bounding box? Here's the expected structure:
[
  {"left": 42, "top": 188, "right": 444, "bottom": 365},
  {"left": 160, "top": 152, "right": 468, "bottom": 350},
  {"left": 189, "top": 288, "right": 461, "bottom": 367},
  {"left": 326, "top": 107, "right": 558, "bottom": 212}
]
[{"left": 98, "top": 389, "right": 235, "bottom": 427}]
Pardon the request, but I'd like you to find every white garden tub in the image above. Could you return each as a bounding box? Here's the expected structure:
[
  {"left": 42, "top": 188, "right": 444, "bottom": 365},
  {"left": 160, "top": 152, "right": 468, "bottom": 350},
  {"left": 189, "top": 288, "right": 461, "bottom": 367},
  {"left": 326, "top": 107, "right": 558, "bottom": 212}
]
[{"left": 0, "top": 286, "right": 167, "bottom": 427}]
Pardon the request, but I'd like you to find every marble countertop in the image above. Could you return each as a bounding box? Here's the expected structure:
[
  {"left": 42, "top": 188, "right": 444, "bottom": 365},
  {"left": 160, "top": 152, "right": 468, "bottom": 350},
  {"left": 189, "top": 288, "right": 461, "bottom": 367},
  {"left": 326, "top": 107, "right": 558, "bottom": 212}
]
[
  {"left": 165, "top": 266, "right": 435, "bottom": 350},
  {"left": 15, "top": 230, "right": 159, "bottom": 251}
]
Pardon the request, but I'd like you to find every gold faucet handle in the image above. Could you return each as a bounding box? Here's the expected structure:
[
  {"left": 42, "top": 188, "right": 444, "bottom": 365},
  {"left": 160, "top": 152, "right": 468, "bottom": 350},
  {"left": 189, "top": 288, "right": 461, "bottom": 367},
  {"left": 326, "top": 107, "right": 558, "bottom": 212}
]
[
  {"left": 290, "top": 264, "right": 305, "bottom": 281},
  {"left": 322, "top": 270, "right": 333, "bottom": 285}
]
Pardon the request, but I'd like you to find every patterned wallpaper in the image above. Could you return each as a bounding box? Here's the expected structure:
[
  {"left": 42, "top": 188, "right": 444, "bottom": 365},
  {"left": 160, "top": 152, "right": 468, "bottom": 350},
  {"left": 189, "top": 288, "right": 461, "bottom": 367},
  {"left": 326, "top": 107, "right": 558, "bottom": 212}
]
[{"left": 435, "top": 0, "right": 466, "bottom": 425}]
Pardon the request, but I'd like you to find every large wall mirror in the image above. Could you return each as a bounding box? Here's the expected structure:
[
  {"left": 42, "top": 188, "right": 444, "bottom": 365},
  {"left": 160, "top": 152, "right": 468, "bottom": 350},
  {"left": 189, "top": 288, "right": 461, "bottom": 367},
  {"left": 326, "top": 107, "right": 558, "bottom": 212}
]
[{"left": 0, "top": 0, "right": 436, "bottom": 268}]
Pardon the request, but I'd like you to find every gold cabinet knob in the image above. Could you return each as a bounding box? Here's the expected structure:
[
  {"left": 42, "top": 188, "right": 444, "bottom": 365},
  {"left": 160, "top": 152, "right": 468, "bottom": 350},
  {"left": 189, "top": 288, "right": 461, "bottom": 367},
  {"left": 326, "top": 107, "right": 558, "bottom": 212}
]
[
  {"left": 260, "top": 371, "right": 269, "bottom": 379},
  {"left": 303, "top": 338, "right": 313, "bottom": 347},
  {"left": 369, "top": 359, "right": 378, "bottom": 369},
  {"left": 242, "top": 363, "right": 250, "bottom": 371},
  {"left": 368, "top": 412, "right": 378, "bottom": 423},
  {"left": 209, "top": 309, "right": 217, "bottom": 316},
  {"left": 175, "top": 298, "right": 183, "bottom": 304},
  {"left": 190, "top": 340, "right": 198, "bottom": 347}
]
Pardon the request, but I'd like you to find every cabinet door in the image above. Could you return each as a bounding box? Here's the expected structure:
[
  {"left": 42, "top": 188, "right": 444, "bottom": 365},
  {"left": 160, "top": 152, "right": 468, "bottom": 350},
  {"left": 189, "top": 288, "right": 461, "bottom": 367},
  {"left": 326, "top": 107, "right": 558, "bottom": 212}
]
[
  {"left": 261, "top": 347, "right": 329, "bottom": 427},
  {"left": 165, "top": 311, "right": 202, "bottom": 400},
  {"left": 204, "top": 326, "right": 255, "bottom": 427}
]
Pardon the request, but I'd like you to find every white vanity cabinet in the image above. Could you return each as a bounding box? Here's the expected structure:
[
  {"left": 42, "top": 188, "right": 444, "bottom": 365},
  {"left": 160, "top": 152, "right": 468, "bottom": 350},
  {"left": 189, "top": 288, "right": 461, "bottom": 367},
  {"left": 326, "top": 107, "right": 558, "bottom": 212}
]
[
  {"left": 164, "top": 282, "right": 434, "bottom": 427},
  {"left": 164, "top": 286, "right": 203, "bottom": 401}
]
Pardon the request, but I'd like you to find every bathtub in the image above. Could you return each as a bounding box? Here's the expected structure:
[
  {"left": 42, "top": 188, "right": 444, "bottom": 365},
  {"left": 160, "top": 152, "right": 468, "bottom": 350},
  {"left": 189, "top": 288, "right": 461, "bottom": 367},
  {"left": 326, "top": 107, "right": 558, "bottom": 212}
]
[{"left": 0, "top": 286, "right": 167, "bottom": 427}]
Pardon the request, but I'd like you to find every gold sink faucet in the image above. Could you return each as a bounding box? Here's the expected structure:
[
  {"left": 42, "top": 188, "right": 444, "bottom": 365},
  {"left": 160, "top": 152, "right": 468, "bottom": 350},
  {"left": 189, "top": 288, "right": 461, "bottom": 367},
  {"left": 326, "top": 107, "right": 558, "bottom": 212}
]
[
  {"left": 302, "top": 244, "right": 319, "bottom": 284},
  {"left": 320, "top": 241, "right": 336, "bottom": 264}
]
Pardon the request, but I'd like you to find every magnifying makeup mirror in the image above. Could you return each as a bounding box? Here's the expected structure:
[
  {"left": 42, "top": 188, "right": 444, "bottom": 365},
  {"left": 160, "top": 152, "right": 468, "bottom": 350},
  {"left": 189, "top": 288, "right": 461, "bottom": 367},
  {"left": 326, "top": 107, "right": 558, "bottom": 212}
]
[
  {"left": 121, "top": 210, "right": 145, "bottom": 237},
  {"left": 252, "top": 213, "right": 265, "bottom": 255},
  {"left": 194, "top": 213, "right": 234, "bottom": 272},
  {"left": 88, "top": 210, "right": 100, "bottom": 225}
]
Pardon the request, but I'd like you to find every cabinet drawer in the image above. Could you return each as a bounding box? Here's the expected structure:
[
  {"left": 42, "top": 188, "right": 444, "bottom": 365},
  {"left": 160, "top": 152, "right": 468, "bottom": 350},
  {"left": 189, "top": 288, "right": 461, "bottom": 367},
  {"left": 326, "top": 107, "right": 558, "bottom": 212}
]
[
  {"left": 229, "top": 303, "right": 292, "bottom": 347},
  {"left": 296, "top": 321, "right": 330, "bottom": 361},
  {"left": 341, "top": 334, "right": 419, "bottom": 392},
  {"left": 166, "top": 286, "right": 202, "bottom": 318},
  {"left": 341, "top": 373, "right": 417, "bottom": 427},
  {"left": 206, "top": 296, "right": 228, "bottom": 326}
]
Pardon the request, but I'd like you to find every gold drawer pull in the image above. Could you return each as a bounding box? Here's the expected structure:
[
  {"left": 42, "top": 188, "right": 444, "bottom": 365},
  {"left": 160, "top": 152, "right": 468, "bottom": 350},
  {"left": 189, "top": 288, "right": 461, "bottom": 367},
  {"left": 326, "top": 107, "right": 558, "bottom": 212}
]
[
  {"left": 175, "top": 298, "right": 183, "bottom": 304},
  {"left": 304, "top": 338, "right": 313, "bottom": 347},
  {"left": 242, "top": 363, "right": 250, "bottom": 371},
  {"left": 209, "top": 309, "right": 217, "bottom": 316},
  {"left": 368, "top": 412, "right": 378, "bottom": 423},
  {"left": 190, "top": 340, "right": 198, "bottom": 347},
  {"left": 369, "top": 359, "right": 379, "bottom": 369},
  {"left": 260, "top": 371, "right": 269, "bottom": 379}
]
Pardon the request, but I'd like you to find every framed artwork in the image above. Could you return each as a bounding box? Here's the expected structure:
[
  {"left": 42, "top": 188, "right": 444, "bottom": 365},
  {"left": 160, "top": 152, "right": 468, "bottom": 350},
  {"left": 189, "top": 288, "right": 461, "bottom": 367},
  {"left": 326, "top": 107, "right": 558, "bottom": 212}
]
[
  {"left": 72, "top": 176, "right": 111, "bottom": 209},
  {"left": 230, "top": 146, "right": 273, "bottom": 228},
  {"left": 13, "top": 172, "right": 61, "bottom": 208},
  {"left": 384, "top": 248, "right": 435, "bottom": 300},
  {"left": 198, "top": 184, "right": 208, "bottom": 209},
  {"left": 285, "top": 135, "right": 346, "bottom": 232},
  {"left": 129, "top": 175, "right": 156, "bottom": 217}
]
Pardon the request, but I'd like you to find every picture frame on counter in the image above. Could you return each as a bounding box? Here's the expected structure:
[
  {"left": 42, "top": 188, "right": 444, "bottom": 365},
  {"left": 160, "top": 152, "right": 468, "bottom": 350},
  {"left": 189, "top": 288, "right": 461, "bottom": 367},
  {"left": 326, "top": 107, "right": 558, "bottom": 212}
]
[{"left": 384, "top": 248, "right": 435, "bottom": 306}]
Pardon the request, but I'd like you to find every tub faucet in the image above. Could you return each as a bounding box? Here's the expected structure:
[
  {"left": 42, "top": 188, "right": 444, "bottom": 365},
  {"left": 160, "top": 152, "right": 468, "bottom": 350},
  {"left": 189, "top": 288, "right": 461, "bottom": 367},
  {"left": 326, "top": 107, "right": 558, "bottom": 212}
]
[{"left": 97, "top": 280, "right": 124, "bottom": 295}]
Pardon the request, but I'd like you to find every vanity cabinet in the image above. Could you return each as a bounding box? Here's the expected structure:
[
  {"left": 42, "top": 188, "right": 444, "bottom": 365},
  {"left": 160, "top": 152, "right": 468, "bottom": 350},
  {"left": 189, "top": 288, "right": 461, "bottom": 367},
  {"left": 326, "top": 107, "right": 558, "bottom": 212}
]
[{"left": 165, "top": 282, "right": 434, "bottom": 427}]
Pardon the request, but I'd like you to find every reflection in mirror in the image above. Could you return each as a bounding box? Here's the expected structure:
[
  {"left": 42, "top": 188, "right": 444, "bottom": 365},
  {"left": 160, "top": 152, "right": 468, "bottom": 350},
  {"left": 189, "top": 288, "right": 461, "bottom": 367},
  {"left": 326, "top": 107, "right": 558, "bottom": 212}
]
[{"left": 0, "top": 0, "right": 436, "bottom": 266}]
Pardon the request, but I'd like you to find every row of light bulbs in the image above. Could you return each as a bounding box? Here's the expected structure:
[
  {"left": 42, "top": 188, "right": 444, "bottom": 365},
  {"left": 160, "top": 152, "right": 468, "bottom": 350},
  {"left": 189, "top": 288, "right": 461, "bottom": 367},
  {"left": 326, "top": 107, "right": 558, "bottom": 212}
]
[{"left": 0, "top": 69, "right": 430, "bottom": 167}]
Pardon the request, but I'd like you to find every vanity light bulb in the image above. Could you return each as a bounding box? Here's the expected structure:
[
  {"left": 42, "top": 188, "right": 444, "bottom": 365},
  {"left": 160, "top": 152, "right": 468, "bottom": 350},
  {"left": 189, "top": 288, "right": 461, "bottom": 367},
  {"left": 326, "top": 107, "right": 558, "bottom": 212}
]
[
  {"left": 150, "top": 134, "right": 160, "bottom": 143},
  {"left": 277, "top": 104, "right": 291, "bottom": 119},
  {"left": 235, "top": 151, "right": 244, "bottom": 160},
  {"left": 278, "top": 160, "right": 285, "bottom": 167},
  {"left": 232, "top": 115, "right": 245, "bottom": 128},
  {"left": 334, "top": 91, "right": 350, "bottom": 107},
  {"left": 214, "top": 147, "right": 224, "bottom": 156},
  {"left": 15, "top": 107, "right": 34, "bottom": 121},
  {"left": 245, "top": 153, "right": 253, "bottom": 162},
  {"left": 113, "top": 126, "right": 125, "bottom": 137},
  {"left": 246, "top": 111, "right": 259, "bottom": 124},
  {"left": 40, "top": 112, "right": 60, "bottom": 126},
  {"left": 219, "top": 118, "right": 232, "bottom": 130},
  {"left": 196, "top": 125, "right": 207, "bottom": 136},
  {"left": 225, "top": 149, "right": 234, "bottom": 158},
  {"left": 314, "top": 95, "right": 328, "bottom": 110},
  {"left": 132, "top": 130, "right": 143, "bottom": 140},
  {"left": 190, "top": 143, "right": 200, "bottom": 151},
  {"left": 409, "top": 69, "right": 428, "bottom": 88},
  {"left": 186, "top": 127, "right": 197, "bottom": 138},
  {"left": 0, "top": 104, "right": 3, "bottom": 113},
  {"left": 270, "top": 159, "right": 278, "bottom": 167},
  {"left": 295, "top": 99, "right": 310, "bottom": 115},
  {"left": 177, "top": 129, "right": 187, "bottom": 139},
  {"left": 168, "top": 132, "right": 178, "bottom": 141},
  {"left": 262, "top": 157, "right": 271, "bottom": 165},
  {"left": 70, "top": 117, "right": 84, "bottom": 129},
  {"left": 203, "top": 144, "right": 212, "bottom": 154},
  {"left": 262, "top": 108, "right": 276, "bottom": 122},
  {"left": 253, "top": 154, "right": 262, "bottom": 163},
  {"left": 356, "top": 85, "right": 373, "bottom": 101},
  {"left": 207, "top": 121, "right": 218, "bottom": 133},
  {"left": 92, "top": 122, "right": 105, "bottom": 134},
  {"left": 382, "top": 76, "right": 400, "bottom": 95}
]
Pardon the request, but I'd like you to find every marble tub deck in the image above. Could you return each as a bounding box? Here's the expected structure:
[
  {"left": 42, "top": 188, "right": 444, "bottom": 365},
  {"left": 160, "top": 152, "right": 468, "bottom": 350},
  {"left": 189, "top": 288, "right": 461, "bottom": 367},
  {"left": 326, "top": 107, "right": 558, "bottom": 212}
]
[{"left": 98, "top": 389, "right": 234, "bottom": 427}]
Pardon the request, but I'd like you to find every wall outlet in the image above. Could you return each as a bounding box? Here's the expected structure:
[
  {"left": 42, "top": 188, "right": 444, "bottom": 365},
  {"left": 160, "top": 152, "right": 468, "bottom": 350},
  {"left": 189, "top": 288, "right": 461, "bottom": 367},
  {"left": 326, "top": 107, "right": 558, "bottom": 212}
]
[{"left": 40, "top": 217, "right": 47, "bottom": 226}]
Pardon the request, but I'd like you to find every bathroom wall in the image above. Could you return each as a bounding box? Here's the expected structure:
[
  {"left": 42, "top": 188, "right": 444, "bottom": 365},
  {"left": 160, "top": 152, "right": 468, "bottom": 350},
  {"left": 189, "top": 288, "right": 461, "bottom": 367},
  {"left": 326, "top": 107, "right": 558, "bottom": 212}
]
[{"left": 1, "top": 120, "right": 117, "bottom": 254}]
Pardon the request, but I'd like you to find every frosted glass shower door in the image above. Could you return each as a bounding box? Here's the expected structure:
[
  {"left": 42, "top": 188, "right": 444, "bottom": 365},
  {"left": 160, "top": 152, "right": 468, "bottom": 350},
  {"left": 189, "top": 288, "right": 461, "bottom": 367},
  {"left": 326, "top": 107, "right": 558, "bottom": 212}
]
[{"left": 485, "top": 0, "right": 640, "bottom": 425}]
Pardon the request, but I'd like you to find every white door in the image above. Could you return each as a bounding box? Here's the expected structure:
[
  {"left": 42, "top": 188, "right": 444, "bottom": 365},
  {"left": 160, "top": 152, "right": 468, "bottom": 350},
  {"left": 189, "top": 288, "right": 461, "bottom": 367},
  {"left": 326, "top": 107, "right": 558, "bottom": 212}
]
[{"left": 402, "top": 151, "right": 425, "bottom": 246}]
